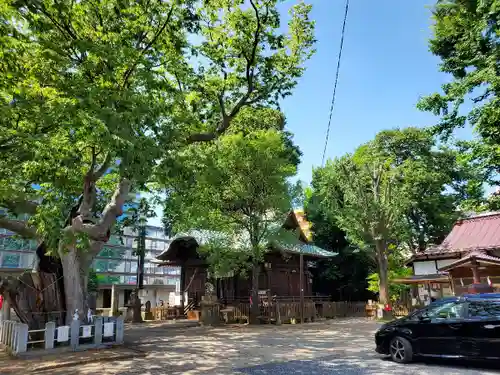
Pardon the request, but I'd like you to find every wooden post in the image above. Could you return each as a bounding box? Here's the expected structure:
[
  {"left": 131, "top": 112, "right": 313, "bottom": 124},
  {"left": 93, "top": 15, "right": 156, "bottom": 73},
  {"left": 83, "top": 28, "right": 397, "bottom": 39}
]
[
  {"left": 299, "top": 253, "right": 304, "bottom": 324},
  {"left": 180, "top": 262, "right": 186, "bottom": 314},
  {"left": 471, "top": 265, "right": 481, "bottom": 284}
]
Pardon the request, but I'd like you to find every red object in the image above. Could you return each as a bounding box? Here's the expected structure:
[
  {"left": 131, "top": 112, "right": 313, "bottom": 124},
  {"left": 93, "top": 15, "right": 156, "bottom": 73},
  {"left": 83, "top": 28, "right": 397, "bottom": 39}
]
[
  {"left": 249, "top": 296, "right": 253, "bottom": 306},
  {"left": 0, "top": 295, "right": 4, "bottom": 310},
  {"left": 384, "top": 303, "right": 392, "bottom": 311}
]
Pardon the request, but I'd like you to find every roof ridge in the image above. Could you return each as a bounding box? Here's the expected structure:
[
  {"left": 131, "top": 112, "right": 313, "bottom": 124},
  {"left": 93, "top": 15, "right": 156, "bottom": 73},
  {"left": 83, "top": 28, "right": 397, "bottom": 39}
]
[{"left": 460, "top": 211, "right": 500, "bottom": 221}]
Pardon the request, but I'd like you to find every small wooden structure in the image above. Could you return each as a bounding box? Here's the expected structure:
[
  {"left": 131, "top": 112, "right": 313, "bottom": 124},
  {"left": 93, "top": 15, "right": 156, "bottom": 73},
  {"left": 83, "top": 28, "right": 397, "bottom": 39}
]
[
  {"left": 398, "top": 212, "right": 500, "bottom": 300},
  {"left": 155, "top": 211, "right": 337, "bottom": 320}
]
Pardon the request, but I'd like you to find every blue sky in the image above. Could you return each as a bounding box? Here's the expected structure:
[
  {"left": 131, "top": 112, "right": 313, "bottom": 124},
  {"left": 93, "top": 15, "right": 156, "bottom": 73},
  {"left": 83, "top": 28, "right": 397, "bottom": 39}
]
[
  {"left": 149, "top": 0, "right": 479, "bottom": 227},
  {"left": 278, "top": 0, "right": 472, "bottom": 184}
]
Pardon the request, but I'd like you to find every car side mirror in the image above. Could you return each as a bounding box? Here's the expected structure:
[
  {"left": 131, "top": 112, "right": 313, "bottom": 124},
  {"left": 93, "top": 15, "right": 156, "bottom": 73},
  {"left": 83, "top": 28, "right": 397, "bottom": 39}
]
[{"left": 419, "top": 316, "right": 431, "bottom": 323}]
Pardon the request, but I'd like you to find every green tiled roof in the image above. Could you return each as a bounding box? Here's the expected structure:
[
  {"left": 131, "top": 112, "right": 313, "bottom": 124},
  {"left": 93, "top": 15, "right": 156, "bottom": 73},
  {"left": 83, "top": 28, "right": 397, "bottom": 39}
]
[{"left": 273, "top": 240, "right": 337, "bottom": 258}]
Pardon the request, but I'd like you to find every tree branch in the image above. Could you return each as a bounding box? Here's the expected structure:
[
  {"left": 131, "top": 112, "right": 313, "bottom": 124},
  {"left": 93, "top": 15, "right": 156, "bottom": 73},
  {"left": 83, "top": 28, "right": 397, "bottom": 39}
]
[
  {"left": 92, "top": 152, "right": 112, "bottom": 181},
  {"left": 122, "top": 4, "right": 175, "bottom": 88},
  {"left": 0, "top": 216, "right": 38, "bottom": 239},
  {"left": 1, "top": 199, "right": 38, "bottom": 216},
  {"left": 72, "top": 178, "right": 131, "bottom": 242},
  {"left": 188, "top": 1, "right": 268, "bottom": 144}
]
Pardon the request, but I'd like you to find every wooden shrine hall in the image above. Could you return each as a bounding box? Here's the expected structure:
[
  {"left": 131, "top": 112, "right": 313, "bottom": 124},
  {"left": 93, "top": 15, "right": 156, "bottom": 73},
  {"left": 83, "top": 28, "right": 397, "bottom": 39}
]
[{"left": 155, "top": 210, "right": 337, "bottom": 310}]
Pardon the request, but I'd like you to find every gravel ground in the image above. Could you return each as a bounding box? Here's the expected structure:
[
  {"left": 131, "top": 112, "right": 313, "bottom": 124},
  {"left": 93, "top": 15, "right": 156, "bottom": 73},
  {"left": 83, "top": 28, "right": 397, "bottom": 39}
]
[{"left": 40, "top": 318, "right": 500, "bottom": 375}]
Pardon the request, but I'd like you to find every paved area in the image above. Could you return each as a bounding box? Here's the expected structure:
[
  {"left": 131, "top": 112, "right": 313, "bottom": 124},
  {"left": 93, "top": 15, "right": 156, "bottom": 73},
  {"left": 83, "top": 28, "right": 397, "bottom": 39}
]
[{"left": 2, "top": 318, "right": 500, "bottom": 375}]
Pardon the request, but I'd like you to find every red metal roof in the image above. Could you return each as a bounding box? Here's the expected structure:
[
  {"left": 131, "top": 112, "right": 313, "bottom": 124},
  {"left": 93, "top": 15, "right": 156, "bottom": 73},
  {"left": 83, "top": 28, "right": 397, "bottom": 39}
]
[{"left": 436, "top": 212, "right": 500, "bottom": 254}]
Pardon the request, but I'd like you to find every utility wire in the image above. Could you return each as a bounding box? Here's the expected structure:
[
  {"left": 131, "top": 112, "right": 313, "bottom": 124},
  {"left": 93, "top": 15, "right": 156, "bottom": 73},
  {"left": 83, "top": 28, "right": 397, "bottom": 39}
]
[{"left": 321, "top": 0, "right": 350, "bottom": 166}]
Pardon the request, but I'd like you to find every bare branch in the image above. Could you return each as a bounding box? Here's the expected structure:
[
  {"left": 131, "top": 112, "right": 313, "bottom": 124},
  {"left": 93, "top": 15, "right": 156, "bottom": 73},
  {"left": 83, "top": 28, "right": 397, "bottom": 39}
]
[{"left": 0, "top": 216, "right": 38, "bottom": 239}]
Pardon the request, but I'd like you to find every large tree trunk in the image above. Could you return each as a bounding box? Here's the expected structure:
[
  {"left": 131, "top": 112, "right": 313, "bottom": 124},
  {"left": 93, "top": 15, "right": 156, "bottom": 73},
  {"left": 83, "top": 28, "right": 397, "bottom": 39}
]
[
  {"left": 249, "top": 262, "right": 260, "bottom": 324},
  {"left": 60, "top": 248, "right": 90, "bottom": 324},
  {"left": 0, "top": 179, "right": 130, "bottom": 329},
  {"left": 376, "top": 240, "right": 389, "bottom": 305}
]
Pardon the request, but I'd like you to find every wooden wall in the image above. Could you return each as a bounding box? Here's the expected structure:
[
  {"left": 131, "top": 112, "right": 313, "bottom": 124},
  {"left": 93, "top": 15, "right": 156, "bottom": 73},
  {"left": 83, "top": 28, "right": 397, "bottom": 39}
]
[{"left": 181, "top": 251, "right": 313, "bottom": 303}]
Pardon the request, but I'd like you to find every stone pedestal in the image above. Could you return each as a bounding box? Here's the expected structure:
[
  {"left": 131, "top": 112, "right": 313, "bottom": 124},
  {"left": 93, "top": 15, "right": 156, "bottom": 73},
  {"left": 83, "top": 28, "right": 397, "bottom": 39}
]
[
  {"left": 200, "top": 295, "right": 220, "bottom": 326},
  {"left": 125, "top": 292, "right": 143, "bottom": 323}
]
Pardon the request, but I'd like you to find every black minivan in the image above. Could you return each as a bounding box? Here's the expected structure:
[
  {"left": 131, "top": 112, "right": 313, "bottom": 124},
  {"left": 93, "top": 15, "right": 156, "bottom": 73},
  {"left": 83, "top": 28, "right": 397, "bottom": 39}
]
[{"left": 375, "top": 294, "right": 500, "bottom": 363}]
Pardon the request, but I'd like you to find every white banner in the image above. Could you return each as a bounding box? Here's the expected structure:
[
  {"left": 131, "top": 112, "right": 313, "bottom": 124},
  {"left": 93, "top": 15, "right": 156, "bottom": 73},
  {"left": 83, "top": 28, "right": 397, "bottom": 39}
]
[
  {"left": 103, "top": 322, "right": 114, "bottom": 337},
  {"left": 81, "top": 325, "right": 92, "bottom": 338},
  {"left": 57, "top": 326, "right": 69, "bottom": 342}
]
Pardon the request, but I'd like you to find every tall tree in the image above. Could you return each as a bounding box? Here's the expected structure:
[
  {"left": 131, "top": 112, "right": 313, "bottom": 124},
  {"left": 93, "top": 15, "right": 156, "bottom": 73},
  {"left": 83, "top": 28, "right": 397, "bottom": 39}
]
[
  {"left": 369, "top": 127, "right": 484, "bottom": 252},
  {"left": 163, "top": 120, "right": 299, "bottom": 323},
  {"left": 0, "top": 0, "right": 315, "bottom": 326},
  {"left": 417, "top": 0, "right": 500, "bottom": 188},
  {"left": 304, "top": 183, "right": 375, "bottom": 301},
  {"left": 312, "top": 127, "right": 485, "bottom": 303},
  {"left": 314, "top": 153, "right": 410, "bottom": 304}
]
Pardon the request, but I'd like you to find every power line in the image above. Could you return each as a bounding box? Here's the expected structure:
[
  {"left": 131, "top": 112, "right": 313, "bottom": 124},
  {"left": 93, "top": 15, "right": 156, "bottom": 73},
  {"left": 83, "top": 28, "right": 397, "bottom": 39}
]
[{"left": 321, "top": 0, "right": 350, "bottom": 166}]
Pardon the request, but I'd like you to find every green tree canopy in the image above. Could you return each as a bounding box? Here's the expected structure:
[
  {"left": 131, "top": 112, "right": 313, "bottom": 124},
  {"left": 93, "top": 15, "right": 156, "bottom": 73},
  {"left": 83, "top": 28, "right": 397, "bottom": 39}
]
[
  {"left": 368, "top": 127, "right": 484, "bottom": 252},
  {"left": 417, "top": 0, "right": 500, "bottom": 189},
  {"left": 164, "top": 117, "right": 300, "bottom": 322},
  {"left": 310, "top": 127, "right": 484, "bottom": 303},
  {"left": 0, "top": 0, "right": 315, "bottom": 325}
]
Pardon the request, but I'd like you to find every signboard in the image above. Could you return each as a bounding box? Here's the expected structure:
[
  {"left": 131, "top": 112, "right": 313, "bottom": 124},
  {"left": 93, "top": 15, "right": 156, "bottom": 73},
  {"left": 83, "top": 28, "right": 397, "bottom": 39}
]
[
  {"left": 57, "top": 326, "right": 69, "bottom": 342},
  {"left": 103, "top": 322, "right": 114, "bottom": 337},
  {"left": 81, "top": 325, "right": 92, "bottom": 338}
]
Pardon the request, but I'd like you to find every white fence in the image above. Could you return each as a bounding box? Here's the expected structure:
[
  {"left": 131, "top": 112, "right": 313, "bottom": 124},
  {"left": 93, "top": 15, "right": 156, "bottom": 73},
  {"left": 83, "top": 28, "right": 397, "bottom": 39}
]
[{"left": 0, "top": 316, "right": 124, "bottom": 356}]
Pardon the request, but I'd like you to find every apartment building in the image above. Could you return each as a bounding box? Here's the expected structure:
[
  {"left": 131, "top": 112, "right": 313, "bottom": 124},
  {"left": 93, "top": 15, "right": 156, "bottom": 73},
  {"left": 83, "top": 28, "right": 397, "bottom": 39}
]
[{"left": 0, "top": 225, "right": 180, "bottom": 309}]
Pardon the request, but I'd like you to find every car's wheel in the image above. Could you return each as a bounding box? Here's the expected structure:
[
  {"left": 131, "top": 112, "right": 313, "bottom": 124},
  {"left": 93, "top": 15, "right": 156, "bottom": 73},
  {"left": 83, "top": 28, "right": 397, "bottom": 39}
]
[{"left": 389, "top": 336, "right": 413, "bottom": 364}]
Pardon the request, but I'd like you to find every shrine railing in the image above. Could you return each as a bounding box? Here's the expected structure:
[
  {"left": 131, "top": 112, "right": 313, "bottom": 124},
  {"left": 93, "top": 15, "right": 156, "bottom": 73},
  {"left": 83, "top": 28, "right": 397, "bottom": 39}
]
[
  {"left": 0, "top": 316, "right": 124, "bottom": 356},
  {"left": 219, "top": 300, "right": 366, "bottom": 324}
]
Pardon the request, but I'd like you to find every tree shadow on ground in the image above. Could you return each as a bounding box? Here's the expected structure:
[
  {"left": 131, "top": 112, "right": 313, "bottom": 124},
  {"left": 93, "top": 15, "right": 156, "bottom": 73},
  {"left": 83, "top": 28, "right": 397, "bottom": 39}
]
[
  {"left": 237, "top": 355, "right": 500, "bottom": 375},
  {"left": 34, "top": 318, "right": 500, "bottom": 375}
]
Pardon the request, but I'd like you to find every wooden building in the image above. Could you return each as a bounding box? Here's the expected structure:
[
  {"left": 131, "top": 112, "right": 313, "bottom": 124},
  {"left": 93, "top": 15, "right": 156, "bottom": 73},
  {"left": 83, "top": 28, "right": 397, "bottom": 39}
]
[
  {"left": 396, "top": 211, "right": 500, "bottom": 302},
  {"left": 155, "top": 211, "right": 336, "bottom": 309}
]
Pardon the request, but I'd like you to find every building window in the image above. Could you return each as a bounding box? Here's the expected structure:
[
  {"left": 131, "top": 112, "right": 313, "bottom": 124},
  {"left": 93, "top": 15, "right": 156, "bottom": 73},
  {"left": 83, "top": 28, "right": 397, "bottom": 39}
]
[
  {"left": 2, "top": 254, "right": 20, "bottom": 268},
  {"left": 166, "top": 277, "right": 178, "bottom": 285},
  {"left": 125, "top": 237, "right": 134, "bottom": 248},
  {"left": 146, "top": 228, "right": 157, "bottom": 238}
]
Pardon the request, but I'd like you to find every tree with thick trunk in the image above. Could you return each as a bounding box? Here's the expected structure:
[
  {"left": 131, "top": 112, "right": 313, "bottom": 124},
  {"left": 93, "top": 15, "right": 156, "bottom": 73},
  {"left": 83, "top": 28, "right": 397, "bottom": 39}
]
[
  {"left": 375, "top": 240, "right": 389, "bottom": 305},
  {"left": 312, "top": 151, "right": 410, "bottom": 305},
  {"left": 250, "top": 262, "right": 261, "bottom": 324},
  {"left": 311, "top": 127, "right": 483, "bottom": 303},
  {"left": 0, "top": 1, "right": 315, "bottom": 328}
]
